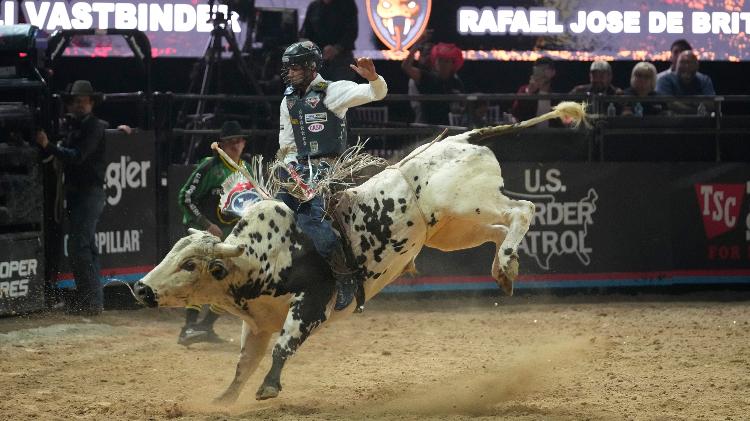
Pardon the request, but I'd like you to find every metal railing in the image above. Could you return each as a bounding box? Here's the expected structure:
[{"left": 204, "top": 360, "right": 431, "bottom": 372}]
[{"left": 46, "top": 91, "right": 750, "bottom": 163}]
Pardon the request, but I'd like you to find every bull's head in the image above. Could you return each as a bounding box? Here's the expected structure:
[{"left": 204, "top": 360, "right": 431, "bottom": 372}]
[{"left": 133, "top": 229, "right": 246, "bottom": 308}]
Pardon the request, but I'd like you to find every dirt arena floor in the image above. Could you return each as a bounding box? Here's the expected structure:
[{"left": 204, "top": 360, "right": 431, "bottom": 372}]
[{"left": 1, "top": 293, "right": 749, "bottom": 421}]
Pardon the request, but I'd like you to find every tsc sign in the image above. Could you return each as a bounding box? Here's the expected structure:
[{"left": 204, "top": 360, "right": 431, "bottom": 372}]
[
  {"left": 695, "top": 184, "right": 747, "bottom": 240},
  {"left": 692, "top": 181, "right": 750, "bottom": 263}
]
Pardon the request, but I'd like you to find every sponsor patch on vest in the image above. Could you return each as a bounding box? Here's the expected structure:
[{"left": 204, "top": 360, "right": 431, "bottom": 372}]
[
  {"left": 305, "top": 96, "right": 321, "bottom": 108},
  {"left": 304, "top": 113, "right": 328, "bottom": 124},
  {"left": 310, "top": 141, "right": 319, "bottom": 152},
  {"left": 308, "top": 123, "right": 325, "bottom": 133},
  {"left": 286, "top": 98, "right": 297, "bottom": 109}
]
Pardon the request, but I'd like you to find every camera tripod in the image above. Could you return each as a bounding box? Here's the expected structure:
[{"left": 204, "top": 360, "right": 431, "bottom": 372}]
[{"left": 178, "top": 1, "right": 266, "bottom": 164}]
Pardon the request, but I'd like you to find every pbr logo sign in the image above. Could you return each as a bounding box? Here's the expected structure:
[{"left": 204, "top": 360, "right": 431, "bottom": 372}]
[{"left": 366, "top": 0, "right": 432, "bottom": 52}]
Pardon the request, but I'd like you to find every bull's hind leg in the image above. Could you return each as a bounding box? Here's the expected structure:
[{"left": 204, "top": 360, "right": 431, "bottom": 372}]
[
  {"left": 426, "top": 195, "right": 534, "bottom": 295},
  {"left": 491, "top": 196, "right": 534, "bottom": 294},
  {"left": 214, "top": 323, "right": 273, "bottom": 404},
  {"left": 256, "top": 287, "right": 333, "bottom": 400}
]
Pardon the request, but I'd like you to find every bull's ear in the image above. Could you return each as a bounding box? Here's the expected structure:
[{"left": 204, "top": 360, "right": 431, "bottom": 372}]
[
  {"left": 209, "top": 259, "right": 229, "bottom": 280},
  {"left": 214, "top": 243, "right": 246, "bottom": 258},
  {"left": 188, "top": 228, "right": 203, "bottom": 235}
]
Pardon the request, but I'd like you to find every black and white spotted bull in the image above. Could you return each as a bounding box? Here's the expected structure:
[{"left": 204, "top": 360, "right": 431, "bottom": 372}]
[{"left": 133, "top": 103, "right": 585, "bottom": 403}]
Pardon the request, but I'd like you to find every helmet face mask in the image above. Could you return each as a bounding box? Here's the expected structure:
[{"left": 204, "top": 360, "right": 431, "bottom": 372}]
[{"left": 281, "top": 41, "right": 323, "bottom": 90}]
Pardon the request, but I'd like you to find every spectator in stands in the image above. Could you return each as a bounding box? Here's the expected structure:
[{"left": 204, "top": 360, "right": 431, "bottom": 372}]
[
  {"left": 299, "top": 0, "right": 358, "bottom": 81},
  {"left": 656, "top": 39, "right": 692, "bottom": 84},
  {"left": 402, "top": 42, "right": 465, "bottom": 125},
  {"left": 35, "top": 80, "right": 108, "bottom": 316},
  {"left": 511, "top": 57, "right": 558, "bottom": 127},
  {"left": 571, "top": 60, "right": 622, "bottom": 115},
  {"left": 656, "top": 50, "right": 715, "bottom": 114},
  {"left": 176, "top": 121, "right": 252, "bottom": 346},
  {"left": 621, "top": 62, "right": 666, "bottom": 116},
  {"left": 570, "top": 60, "right": 622, "bottom": 95},
  {"left": 402, "top": 30, "right": 434, "bottom": 123}
]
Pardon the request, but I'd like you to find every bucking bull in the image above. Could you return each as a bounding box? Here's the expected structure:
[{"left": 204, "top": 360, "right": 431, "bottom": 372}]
[{"left": 133, "top": 103, "right": 586, "bottom": 403}]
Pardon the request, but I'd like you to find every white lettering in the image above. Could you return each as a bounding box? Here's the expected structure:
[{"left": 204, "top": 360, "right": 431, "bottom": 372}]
[
  {"left": 105, "top": 156, "right": 151, "bottom": 206},
  {"left": 149, "top": 3, "right": 172, "bottom": 31},
  {"left": 24, "top": 1, "right": 50, "bottom": 28},
  {"left": 0, "top": 259, "right": 37, "bottom": 279},
  {"left": 666, "top": 11, "right": 684, "bottom": 34},
  {"left": 173, "top": 4, "right": 196, "bottom": 32},
  {"left": 0, "top": 279, "right": 30, "bottom": 298},
  {"left": 458, "top": 7, "right": 479, "bottom": 34},
  {"left": 46, "top": 1, "right": 71, "bottom": 29},
  {"left": 0, "top": 1, "right": 16, "bottom": 26},
  {"left": 91, "top": 2, "right": 114, "bottom": 29},
  {"left": 95, "top": 230, "right": 141, "bottom": 254},
  {"left": 70, "top": 2, "right": 92, "bottom": 29},
  {"left": 115, "top": 2, "right": 137, "bottom": 30}
]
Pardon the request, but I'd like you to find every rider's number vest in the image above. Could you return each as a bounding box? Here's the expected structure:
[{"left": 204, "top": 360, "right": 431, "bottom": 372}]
[{"left": 285, "top": 81, "right": 347, "bottom": 158}]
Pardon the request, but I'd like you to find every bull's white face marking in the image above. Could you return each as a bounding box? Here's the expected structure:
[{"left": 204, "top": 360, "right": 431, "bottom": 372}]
[
  {"left": 140, "top": 201, "right": 308, "bottom": 311},
  {"left": 140, "top": 234, "right": 211, "bottom": 306}
]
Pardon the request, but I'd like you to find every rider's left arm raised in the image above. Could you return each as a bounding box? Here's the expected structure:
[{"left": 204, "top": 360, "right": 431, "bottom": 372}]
[{"left": 325, "top": 59, "right": 388, "bottom": 117}]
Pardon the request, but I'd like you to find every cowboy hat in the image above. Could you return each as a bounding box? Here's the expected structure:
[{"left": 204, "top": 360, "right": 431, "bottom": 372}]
[
  {"left": 62, "top": 80, "right": 103, "bottom": 101},
  {"left": 219, "top": 120, "right": 247, "bottom": 141}
]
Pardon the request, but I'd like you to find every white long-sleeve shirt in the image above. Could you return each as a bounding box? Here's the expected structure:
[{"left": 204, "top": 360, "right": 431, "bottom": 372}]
[{"left": 278, "top": 74, "right": 388, "bottom": 163}]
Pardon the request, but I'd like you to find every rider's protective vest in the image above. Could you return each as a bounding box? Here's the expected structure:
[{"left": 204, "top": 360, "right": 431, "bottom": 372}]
[{"left": 285, "top": 81, "right": 347, "bottom": 158}]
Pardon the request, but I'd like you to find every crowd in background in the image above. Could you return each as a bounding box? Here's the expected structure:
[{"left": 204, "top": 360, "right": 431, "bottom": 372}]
[
  {"left": 295, "top": 1, "right": 718, "bottom": 127},
  {"left": 396, "top": 37, "right": 717, "bottom": 126}
]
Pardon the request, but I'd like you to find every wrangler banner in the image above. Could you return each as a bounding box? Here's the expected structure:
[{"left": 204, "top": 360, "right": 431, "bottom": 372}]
[
  {"left": 387, "top": 162, "right": 750, "bottom": 292},
  {"left": 56, "top": 130, "right": 157, "bottom": 288}
]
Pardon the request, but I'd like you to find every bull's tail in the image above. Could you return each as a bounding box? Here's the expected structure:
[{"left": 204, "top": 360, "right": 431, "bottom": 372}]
[{"left": 465, "top": 101, "right": 588, "bottom": 144}]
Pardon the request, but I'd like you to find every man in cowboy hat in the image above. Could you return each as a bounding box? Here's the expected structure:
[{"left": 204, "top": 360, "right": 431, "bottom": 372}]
[
  {"left": 176, "top": 120, "right": 252, "bottom": 345},
  {"left": 36, "top": 80, "right": 108, "bottom": 316}
]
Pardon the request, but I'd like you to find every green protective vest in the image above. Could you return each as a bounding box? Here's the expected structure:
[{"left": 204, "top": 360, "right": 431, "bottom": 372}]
[
  {"left": 285, "top": 80, "right": 347, "bottom": 158},
  {"left": 177, "top": 154, "right": 251, "bottom": 238}
]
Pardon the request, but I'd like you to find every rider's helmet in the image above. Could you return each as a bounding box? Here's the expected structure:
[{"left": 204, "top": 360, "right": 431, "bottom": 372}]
[{"left": 281, "top": 41, "right": 323, "bottom": 90}]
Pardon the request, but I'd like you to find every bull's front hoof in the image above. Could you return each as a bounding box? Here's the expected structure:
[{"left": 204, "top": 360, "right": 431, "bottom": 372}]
[{"left": 255, "top": 385, "right": 280, "bottom": 400}]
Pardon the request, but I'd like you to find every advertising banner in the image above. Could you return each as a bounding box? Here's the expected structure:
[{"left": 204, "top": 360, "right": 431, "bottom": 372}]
[
  {"left": 57, "top": 130, "right": 157, "bottom": 288},
  {"left": 2, "top": 0, "right": 746, "bottom": 60},
  {"left": 388, "top": 163, "right": 750, "bottom": 292},
  {"left": 0, "top": 232, "right": 45, "bottom": 315}
]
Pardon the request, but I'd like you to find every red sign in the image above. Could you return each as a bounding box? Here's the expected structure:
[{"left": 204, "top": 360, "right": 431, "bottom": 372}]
[{"left": 695, "top": 184, "right": 746, "bottom": 239}]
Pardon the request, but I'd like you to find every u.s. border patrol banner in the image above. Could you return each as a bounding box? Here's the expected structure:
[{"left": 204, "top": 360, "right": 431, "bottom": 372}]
[{"left": 387, "top": 163, "right": 750, "bottom": 292}]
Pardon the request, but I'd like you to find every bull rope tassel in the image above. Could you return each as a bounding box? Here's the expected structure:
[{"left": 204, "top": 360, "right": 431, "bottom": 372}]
[
  {"left": 467, "top": 101, "right": 589, "bottom": 143},
  {"left": 211, "top": 142, "right": 273, "bottom": 200}
]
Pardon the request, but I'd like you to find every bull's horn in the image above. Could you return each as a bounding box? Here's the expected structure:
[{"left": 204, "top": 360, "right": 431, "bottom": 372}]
[
  {"left": 188, "top": 228, "right": 203, "bottom": 235},
  {"left": 214, "top": 243, "right": 246, "bottom": 258}
]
